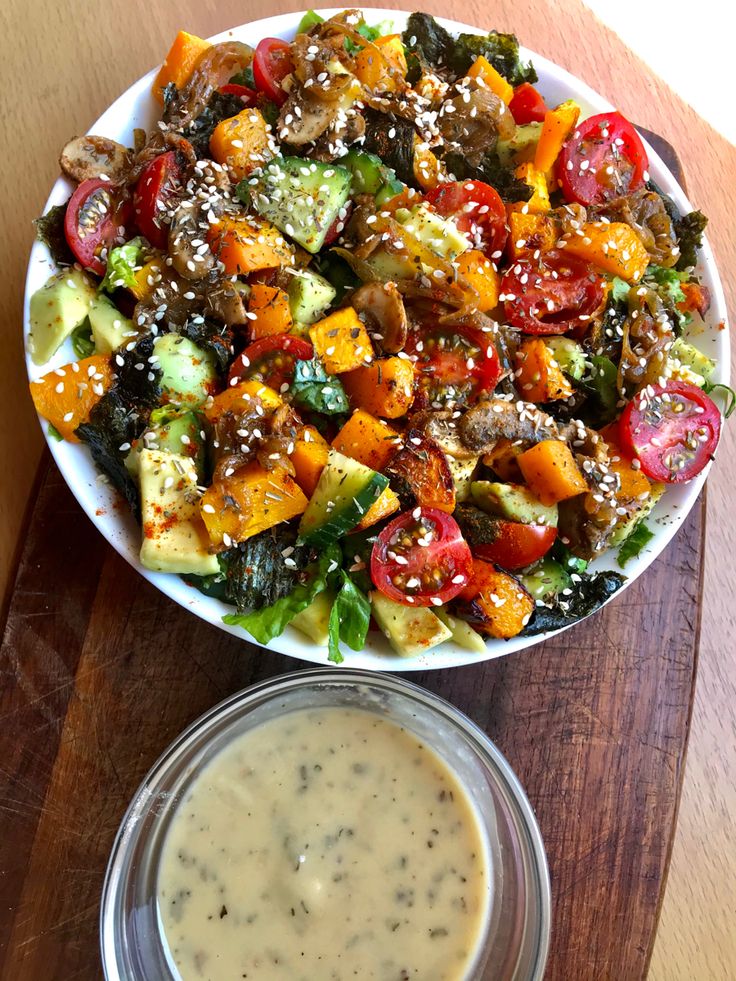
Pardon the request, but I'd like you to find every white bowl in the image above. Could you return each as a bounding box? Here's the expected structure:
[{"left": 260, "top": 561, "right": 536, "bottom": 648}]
[{"left": 23, "top": 8, "right": 730, "bottom": 671}]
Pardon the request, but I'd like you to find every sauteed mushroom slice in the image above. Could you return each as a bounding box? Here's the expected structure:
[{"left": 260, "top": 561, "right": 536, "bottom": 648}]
[
  {"left": 60, "top": 135, "right": 132, "bottom": 183},
  {"left": 350, "top": 281, "right": 408, "bottom": 353}
]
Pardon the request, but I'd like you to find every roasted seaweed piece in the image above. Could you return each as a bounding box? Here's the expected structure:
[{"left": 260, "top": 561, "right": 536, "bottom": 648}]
[
  {"left": 402, "top": 12, "right": 456, "bottom": 79},
  {"left": 446, "top": 32, "right": 537, "bottom": 85},
  {"left": 674, "top": 210, "right": 708, "bottom": 272},
  {"left": 114, "top": 334, "right": 163, "bottom": 408},
  {"left": 522, "top": 571, "right": 625, "bottom": 635},
  {"left": 179, "top": 318, "right": 235, "bottom": 374},
  {"left": 33, "top": 204, "right": 75, "bottom": 267},
  {"left": 360, "top": 108, "right": 418, "bottom": 187},
  {"left": 181, "top": 91, "right": 246, "bottom": 157},
  {"left": 443, "top": 150, "right": 533, "bottom": 203},
  {"left": 225, "top": 527, "right": 310, "bottom": 613}
]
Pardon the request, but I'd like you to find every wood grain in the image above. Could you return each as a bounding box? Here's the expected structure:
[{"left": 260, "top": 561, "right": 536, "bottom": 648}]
[
  {"left": 0, "top": 0, "right": 734, "bottom": 977},
  {"left": 0, "top": 461, "right": 703, "bottom": 980}
]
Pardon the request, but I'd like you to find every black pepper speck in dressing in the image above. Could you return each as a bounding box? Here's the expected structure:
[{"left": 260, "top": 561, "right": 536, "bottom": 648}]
[{"left": 158, "top": 707, "right": 491, "bottom": 980}]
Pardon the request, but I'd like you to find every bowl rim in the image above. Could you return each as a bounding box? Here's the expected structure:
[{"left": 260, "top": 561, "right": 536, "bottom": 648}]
[
  {"left": 99, "top": 665, "right": 552, "bottom": 980},
  {"left": 23, "top": 7, "right": 730, "bottom": 671}
]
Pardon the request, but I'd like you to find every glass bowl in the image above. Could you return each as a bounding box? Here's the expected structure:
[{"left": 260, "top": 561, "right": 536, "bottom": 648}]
[{"left": 100, "top": 669, "right": 551, "bottom": 979}]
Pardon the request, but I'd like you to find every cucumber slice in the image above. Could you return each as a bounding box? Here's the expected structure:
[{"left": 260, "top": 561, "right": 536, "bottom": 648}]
[
  {"left": 126, "top": 408, "right": 205, "bottom": 479},
  {"left": 249, "top": 156, "right": 352, "bottom": 254},
  {"left": 298, "top": 449, "right": 388, "bottom": 546},
  {"left": 434, "top": 608, "right": 486, "bottom": 653},
  {"left": 374, "top": 176, "right": 406, "bottom": 206},
  {"left": 521, "top": 557, "right": 571, "bottom": 603},
  {"left": 154, "top": 334, "right": 218, "bottom": 408},
  {"left": 288, "top": 269, "right": 336, "bottom": 325},
  {"left": 544, "top": 337, "right": 586, "bottom": 381}
]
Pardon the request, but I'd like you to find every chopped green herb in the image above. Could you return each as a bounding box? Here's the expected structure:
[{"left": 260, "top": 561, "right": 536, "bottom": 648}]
[
  {"left": 702, "top": 381, "right": 736, "bottom": 419},
  {"left": 47, "top": 423, "right": 63, "bottom": 442},
  {"left": 617, "top": 520, "right": 655, "bottom": 567},
  {"left": 71, "top": 318, "right": 95, "bottom": 358},
  {"left": 100, "top": 237, "right": 147, "bottom": 294}
]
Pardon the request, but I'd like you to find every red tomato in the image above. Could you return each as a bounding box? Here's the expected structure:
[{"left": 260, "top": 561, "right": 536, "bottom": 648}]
[
  {"left": 371, "top": 508, "right": 472, "bottom": 607},
  {"left": 404, "top": 324, "right": 500, "bottom": 410},
  {"left": 64, "top": 178, "right": 130, "bottom": 276},
  {"left": 219, "top": 82, "right": 258, "bottom": 103},
  {"left": 253, "top": 38, "right": 294, "bottom": 106},
  {"left": 133, "top": 151, "right": 186, "bottom": 250},
  {"left": 501, "top": 251, "right": 606, "bottom": 336},
  {"left": 556, "top": 111, "right": 648, "bottom": 206},
  {"left": 472, "top": 520, "right": 557, "bottom": 570},
  {"left": 228, "top": 334, "right": 313, "bottom": 392},
  {"left": 509, "top": 83, "right": 548, "bottom": 124},
  {"left": 618, "top": 381, "right": 721, "bottom": 483},
  {"left": 425, "top": 179, "right": 508, "bottom": 258}
]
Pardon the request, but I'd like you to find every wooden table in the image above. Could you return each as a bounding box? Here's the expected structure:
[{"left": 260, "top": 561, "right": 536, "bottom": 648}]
[{"left": 1, "top": 1, "right": 734, "bottom": 979}]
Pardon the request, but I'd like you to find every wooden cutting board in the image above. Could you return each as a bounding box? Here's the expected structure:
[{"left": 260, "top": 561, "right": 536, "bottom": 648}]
[{"left": 0, "top": 16, "right": 706, "bottom": 981}]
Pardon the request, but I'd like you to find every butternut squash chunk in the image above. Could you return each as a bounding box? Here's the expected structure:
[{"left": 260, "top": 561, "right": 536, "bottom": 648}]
[
  {"left": 290, "top": 425, "right": 330, "bottom": 497},
  {"left": 208, "top": 216, "right": 294, "bottom": 276},
  {"left": 153, "top": 31, "right": 210, "bottom": 104},
  {"left": 200, "top": 463, "right": 308, "bottom": 547},
  {"left": 331, "top": 410, "right": 400, "bottom": 471},
  {"left": 508, "top": 162, "right": 550, "bottom": 214},
  {"left": 518, "top": 440, "right": 588, "bottom": 505},
  {"left": 455, "top": 250, "right": 500, "bottom": 312},
  {"left": 309, "top": 308, "right": 374, "bottom": 375},
  {"left": 203, "top": 379, "right": 283, "bottom": 422},
  {"left": 466, "top": 55, "right": 514, "bottom": 104},
  {"left": 458, "top": 558, "right": 534, "bottom": 639},
  {"left": 508, "top": 212, "right": 557, "bottom": 259},
  {"left": 341, "top": 357, "right": 415, "bottom": 419},
  {"left": 209, "top": 107, "right": 272, "bottom": 180},
  {"left": 355, "top": 486, "right": 401, "bottom": 530},
  {"left": 514, "top": 338, "right": 573, "bottom": 403},
  {"left": 354, "top": 34, "right": 408, "bottom": 91},
  {"left": 534, "top": 100, "right": 580, "bottom": 173},
  {"left": 561, "top": 221, "right": 649, "bottom": 283},
  {"left": 30, "top": 355, "right": 113, "bottom": 442},
  {"left": 248, "top": 284, "right": 293, "bottom": 340}
]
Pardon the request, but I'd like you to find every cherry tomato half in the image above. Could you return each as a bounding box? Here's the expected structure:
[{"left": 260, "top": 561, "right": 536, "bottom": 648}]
[
  {"left": 425, "top": 179, "right": 508, "bottom": 258},
  {"left": 133, "top": 151, "right": 186, "bottom": 250},
  {"left": 509, "top": 83, "right": 548, "bottom": 124},
  {"left": 404, "top": 324, "right": 500, "bottom": 410},
  {"left": 371, "top": 507, "right": 472, "bottom": 607},
  {"left": 253, "top": 38, "right": 294, "bottom": 107},
  {"left": 472, "top": 519, "right": 557, "bottom": 570},
  {"left": 557, "top": 111, "right": 648, "bottom": 207},
  {"left": 219, "top": 82, "right": 258, "bottom": 104},
  {"left": 228, "top": 334, "right": 314, "bottom": 392},
  {"left": 501, "top": 251, "right": 606, "bottom": 336},
  {"left": 618, "top": 381, "right": 721, "bottom": 483},
  {"left": 64, "top": 178, "right": 130, "bottom": 276}
]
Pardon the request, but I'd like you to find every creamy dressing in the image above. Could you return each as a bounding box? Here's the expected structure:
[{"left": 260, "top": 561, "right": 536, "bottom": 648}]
[{"left": 158, "top": 707, "right": 491, "bottom": 980}]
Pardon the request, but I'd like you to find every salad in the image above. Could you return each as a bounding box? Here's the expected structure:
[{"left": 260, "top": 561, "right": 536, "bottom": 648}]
[{"left": 27, "top": 10, "right": 730, "bottom": 662}]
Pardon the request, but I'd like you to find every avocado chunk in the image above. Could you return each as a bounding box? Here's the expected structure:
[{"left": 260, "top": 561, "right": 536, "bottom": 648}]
[
  {"left": 396, "top": 204, "right": 470, "bottom": 260},
  {"left": 445, "top": 455, "right": 479, "bottom": 503},
  {"left": 520, "top": 557, "right": 571, "bottom": 603},
  {"left": 88, "top": 294, "right": 135, "bottom": 354},
  {"left": 138, "top": 449, "right": 219, "bottom": 576},
  {"left": 434, "top": 608, "right": 486, "bottom": 653},
  {"left": 291, "top": 590, "right": 334, "bottom": 645},
  {"left": 471, "top": 481, "right": 558, "bottom": 527},
  {"left": 288, "top": 269, "right": 337, "bottom": 325},
  {"left": 126, "top": 408, "right": 205, "bottom": 479},
  {"left": 370, "top": 591, "right": 452, "bottom": 657},
  {"left": 609, "top": 482, "right": 665, "bottom": 546},
  {"left": 497, "top": 122, "right": 544, "bottom": 166},
  {"left": 544, "top": 337, "right": 586, "bottom": 381},
  {"left": 668, "top": 337, "right": 715, "bottom": 385},
  {"left": 154, "top": 333, "right": 218, "bottom": 408},
  {"left": 29, "top": 267, "right": 97, "bottom": 365}
]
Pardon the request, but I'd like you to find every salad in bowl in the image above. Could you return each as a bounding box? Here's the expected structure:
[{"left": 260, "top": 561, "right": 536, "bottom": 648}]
[{"left": 25, "top": 9, "right": 729, "bottom": 665}]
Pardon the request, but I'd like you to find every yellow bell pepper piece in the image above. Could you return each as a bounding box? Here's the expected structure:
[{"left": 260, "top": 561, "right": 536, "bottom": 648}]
[{"left": 534, "top": 100, "right": 580, "bottom": 173}]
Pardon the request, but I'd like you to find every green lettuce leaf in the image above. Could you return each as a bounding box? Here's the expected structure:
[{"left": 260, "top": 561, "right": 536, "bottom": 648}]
[
  {"left": 617, "top": 520, "right": 655, "bottom": 568},
  {"left": 71, "top": 317, "right": 95, "bottom": 358},
  {"left": 100, "top": 237, "right": 147, "bottom": 293},
  {"left": 223, "top": 544, "right": 341, "bottom": 644},
  {"left": 327, "top": 571, "right": 371, "bottom": 664}
]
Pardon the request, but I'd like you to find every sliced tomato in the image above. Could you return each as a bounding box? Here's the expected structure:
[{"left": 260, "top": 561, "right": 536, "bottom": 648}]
[
  {"left": 404, "top": 324, "right": 500, "bottom": 410},
  {"left": 133, "top": 151, "right": 186, "bottom": 250},
  {"left": 557, "top": 111, "right": 648, "bottom": 206},
  {"left": 618, "top": 381, "right": 721, "bottom": 483},
  {"left": 472, "top": 519, "right": 556, "bottom": 570},
  {"left": 219, "top": 82, "right": 258, "bottom": 103},
  {"left": 228, "top": 334, "right": 313, "bottom": 392},
  {"left": 253, "top": 38, "right": 294, "bottom": 107},
  {"left": 509, "top": 83, "right": 548, "bottom": 124},
  {"left": 371, "top": 508, "right": 472, "bottom": 607},
  {"left": 425, "top": 179, "right": 508, "bottom": 258},
  {"left": 501, "top": 251, "right": 606, "bottom": 336},
  {"left": 64, "top": 178, "right": 130, "bottom": 276}
]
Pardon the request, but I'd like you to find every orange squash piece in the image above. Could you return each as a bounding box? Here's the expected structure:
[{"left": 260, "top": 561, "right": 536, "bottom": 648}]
[
  {"left": 208, "top": 216, "right": 294, "bottom": 276},
  {"left": 309, "top": 308, "right": 374, "bottom": 375},
  {"left": 209, "top": 107, "right": 272, "bottom": 180},
  {"left": 290, "top": 425, "right": 330, "bottom": 497},
  {"left": 203, "top": 379, "right": 283, "bottom": 422},
  {"left": 248, "top": 284, "right": 293, "bottom": 340},
  {"left": 518, "top": 439, "right": 588, "bottom": 505},
  {"left": 354, "top": 35, "right": 408, "bottom": 91},
  {"left": 355, "top": 486, "right": 400, "bottom": 531},
  {"left": 466, "top": 55, "right": 514, "bottom": 104},
  {"left": 153, "top": 31, "right": 210, "bottom": 104},
  {"left": 130, "top": 257, "right": 165, "bottom": 301},
  {"left": 598, "top": 423, "right": 652, "bottom": 502},
  {"left": 331, "top": 410, "right": 400, "bottom": 471},
  {"left": 200, "top": 463, "right": 308, "bottom": 547},
  {"left": 455, "top": 249, "right": 500, "bottom": 312},
  {"left": 508, "top": 212, "right": 558, "bottom": 259},
  {"left": 30, "top": 355, "right": 113, "bottom": 442},
  {"left": 384, "top": 432, "right": 456, "bottom": 514},
  {"left": 561, "top": 221, "right": 649, "bottom": 283},
  {"left": 508, "top": 162, "right": 550, "bottom": 215},
  {"left": 534, "top": 100, "right": 580, "bottom": 174},
  {"left": 341, "top": 358, "right": 415, "bottom": 419},
  {"left": 458, "top": 558, "right": 534, "bottom": 639},
  {"left": 514, "top": 338, "right": 573, "bottom": 403}
]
